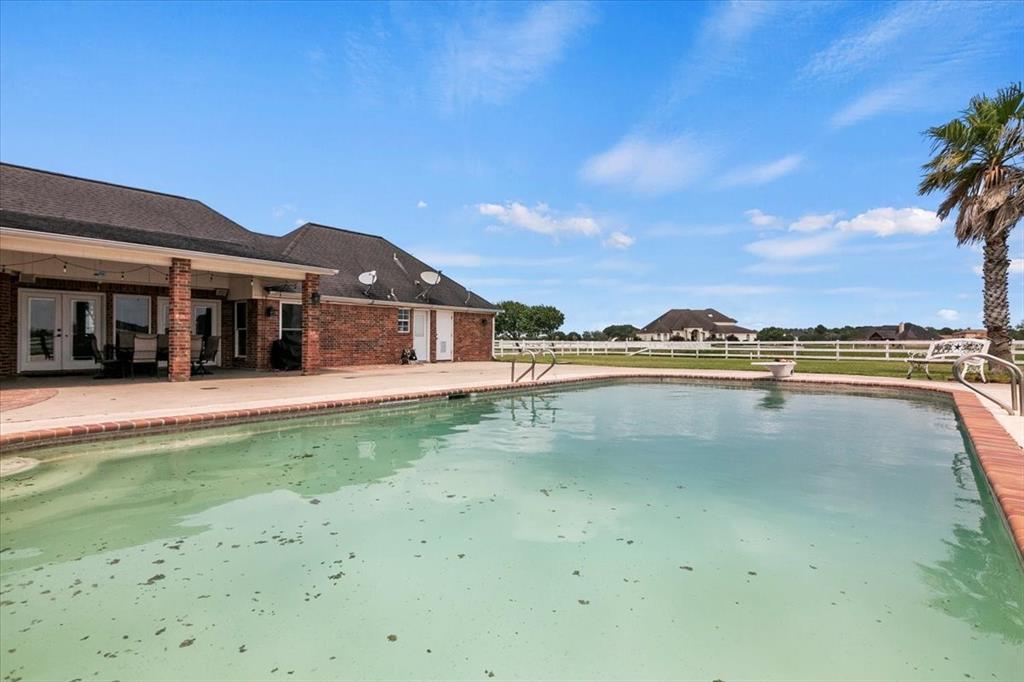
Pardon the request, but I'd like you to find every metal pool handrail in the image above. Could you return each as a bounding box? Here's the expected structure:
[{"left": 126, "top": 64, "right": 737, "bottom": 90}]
[
  {"left": 535, "top": 349, "right": 557, "bottom": 381},
  {"left": 953, "top": 353, "right": 1023, "bottom": 416},
  {"left": 511, "top": 349, "right": 538, "bottom": 383}
]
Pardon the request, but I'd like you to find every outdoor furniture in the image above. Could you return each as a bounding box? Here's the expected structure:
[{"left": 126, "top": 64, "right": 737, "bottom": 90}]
[
  {"left": 752, "top": 360, "right": 796, "bottom": 379},
  {"left": 192, "top": 335, "right": 219, "bottom": 375},
  {"left": 156, "top": 334, "right": 169, "bottom": 362},
  {"left": 131, "top": 334, "right": 159, "bottom": 377},
  {"left": 905, "top": 338, "right": 990, "bottom": 381},
  {"left": 89, "top": 334, "right": 126, "bottom": 378}
]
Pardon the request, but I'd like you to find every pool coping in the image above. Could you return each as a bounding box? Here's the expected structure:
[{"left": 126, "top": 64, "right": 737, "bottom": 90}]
[{"left": 1, "top": 372, "right": 1022, "bottom": 558}]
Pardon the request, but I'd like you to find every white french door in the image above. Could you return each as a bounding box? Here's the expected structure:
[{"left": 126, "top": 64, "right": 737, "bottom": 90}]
[
  {"left": 435, "top": 310, "right": 454, "bottom": 361},
  {"left": 18, "top": 290, "right": 104, "bottom": 372},
  {"left": 412, "top": 309, "right": 430, "bottom": 361}
]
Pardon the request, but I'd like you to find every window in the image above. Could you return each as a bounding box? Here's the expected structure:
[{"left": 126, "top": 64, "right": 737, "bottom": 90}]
[
  {"left": 234, "top": 301, "right": 248, "bottom": 358},
  {"left": 397, "top": 308, "right": 410, "bottom": 333},
  {"left": 280, "top": 302, "right": 302, "bottom": 345},
  {"left": 114, "top": 295, "right": 151, "bottom": 341}
]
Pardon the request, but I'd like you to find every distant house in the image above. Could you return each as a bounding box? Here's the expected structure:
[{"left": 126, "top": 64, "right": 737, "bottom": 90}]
[
  {"left": 637, "top": 308, "right": 757, "bottom": 342},
  {"left": 948, "top": 329, "right": 988, "bottom": 340},
  {"left": 857, "top": 322, "right": 940, "bottom": 341}
]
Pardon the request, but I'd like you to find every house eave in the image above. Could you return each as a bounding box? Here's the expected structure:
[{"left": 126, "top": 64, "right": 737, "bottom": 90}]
[{"left": 0, "top": 226, "right": 338, "bottom": 278}]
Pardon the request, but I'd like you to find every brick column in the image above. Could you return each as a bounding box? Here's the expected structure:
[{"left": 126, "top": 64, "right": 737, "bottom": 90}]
[
  {"left": 0, "top": 273, "right": 16, "bottom": 376},
  {"left": 168, "top": 258, "right": 192, "bottom": 382},
  {"left": 301, "top": 274, "right": 321, "bottom": 375}
]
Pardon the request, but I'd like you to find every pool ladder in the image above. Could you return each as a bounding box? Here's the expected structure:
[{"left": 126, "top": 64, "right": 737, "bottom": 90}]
[
  {"left": 953, "top": 353, "right": 1023, "bottom": 416},
  {"left": 510, "top": 348, "right": 557, "bottom": 383}
]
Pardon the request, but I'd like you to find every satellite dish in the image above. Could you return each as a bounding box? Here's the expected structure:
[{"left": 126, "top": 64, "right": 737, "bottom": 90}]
[
  {"left": 420, "top": 271, "right": 441, "bottom": 286},
  {"left": 358, "top": 271, "right": 377, "bottom": 286}
]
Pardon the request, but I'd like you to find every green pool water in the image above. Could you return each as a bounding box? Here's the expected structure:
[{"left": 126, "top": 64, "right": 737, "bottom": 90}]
[{"left": 1, "top": 382, "right": 1022, "bottom": 681}]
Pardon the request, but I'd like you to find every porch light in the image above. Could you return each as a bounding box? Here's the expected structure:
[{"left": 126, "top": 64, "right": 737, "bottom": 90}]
[
  {"left": 265, "top": 306, "right": 276, "bottom": 317},
  {"left": 311, "top": 292, "right": 321, "bottom": 305}
]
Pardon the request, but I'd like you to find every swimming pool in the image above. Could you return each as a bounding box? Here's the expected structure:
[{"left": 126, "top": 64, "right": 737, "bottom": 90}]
[{"left": 1, "top": 381, "right": 1021, "bottom": 681}]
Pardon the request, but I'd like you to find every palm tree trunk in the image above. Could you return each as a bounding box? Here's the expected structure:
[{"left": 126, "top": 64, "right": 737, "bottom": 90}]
[{"left": 982, "top": 231, "right": 1013, "bottom": 363}]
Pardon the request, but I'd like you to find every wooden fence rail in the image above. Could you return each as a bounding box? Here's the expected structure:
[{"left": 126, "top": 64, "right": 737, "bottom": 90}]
[{"left": 493, "top": 339, "right": 1024, "bottom": 363}]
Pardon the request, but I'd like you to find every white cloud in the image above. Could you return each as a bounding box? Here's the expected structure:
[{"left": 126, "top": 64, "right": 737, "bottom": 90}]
[
  {"left": 602, "top": 231, "right": 635, "bottom": 250},
  {"left": 416, "top": 200, "right": 428, "bottom": 209},
  {"left": 434, "top": 2, "right": 593, "bottom": 110},
  {"left": 937, "top": 308, "right": 960, "bottom": 322},
  {"left": 745, "top": 209, "right": 779, "bottom": 227},
  {"left": 625, "top": 283, "right": 788, "bottom": 296},
  {"left": 659, "top": 0, "right": 782, "bottom": 107},
  {"left": 1011, "top": 258, "right": 1024, "bottom": 275},
  {"left": 835, "top": 207, "right": 941, "bottom": 236},
  {"left": 720, "top": 154, "right": 803, "bottom": 187},
  {"left": 742, "top": 262, "right": 832, "bottom": 275},
  {"left": 789, "top": 212, "right": 838, "bottom": 232},
  {"left": 580, "top": 134, "right": 712, "bottom": 194},
  {"left": 477, "top": 202, "right": 600, "bottom": 237},
  {"left": 412, "top": 250, "right": 576, "bottom": 268},
  {"left": 802, "top": 3, "right": 925, "bottom": 82},
  {"left": 272, "top": 203, "right": 296, "bottom": 219},
  {"left": 829, "top": 79, "right": 928, "bottom": 128},
  {"left": 745, "top": 232, "right": 844, "bottom": 260}
]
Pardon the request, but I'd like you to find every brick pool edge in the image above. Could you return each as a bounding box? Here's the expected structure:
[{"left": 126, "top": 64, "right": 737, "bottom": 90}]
[{"left": 2, "top": 373, "right": 1022, "bottom": 558}]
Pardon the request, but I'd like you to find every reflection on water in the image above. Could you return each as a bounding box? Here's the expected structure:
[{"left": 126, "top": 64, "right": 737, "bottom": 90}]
[
  {"left": 1, "top": 383, "right": 1021, "bottom": 682},
  {"left": 758, "top": 386, "right": 787, "bottom": 410},
  {"left": 918, "top": 442, "right": 1024, "bottom": 644}
]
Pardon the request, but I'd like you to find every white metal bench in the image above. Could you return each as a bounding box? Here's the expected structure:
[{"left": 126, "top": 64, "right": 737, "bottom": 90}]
[{"left": 905, "top": 338, "right": 990, "bottom": 381}]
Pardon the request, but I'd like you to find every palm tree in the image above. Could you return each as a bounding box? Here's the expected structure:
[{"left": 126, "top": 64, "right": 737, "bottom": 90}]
[{"left": 919, "top": 84, "right": 1023, "bottom": 364}]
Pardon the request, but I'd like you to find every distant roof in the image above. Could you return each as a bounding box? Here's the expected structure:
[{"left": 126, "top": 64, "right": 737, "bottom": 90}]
[
  {"left": 273, "top": 223, "right": 495, "bottom": 310},
  {"left": 1, "top": 163, "right": 493, "bottom": 309},
  {"left": 640, "top": 308, "right": 753, "bottom": 334},
  {"left": 859, "top": 323, "right": 940, "bottom": 341},
  {"left": 0, "top": 162, "right": 317, "bottom": 267}
]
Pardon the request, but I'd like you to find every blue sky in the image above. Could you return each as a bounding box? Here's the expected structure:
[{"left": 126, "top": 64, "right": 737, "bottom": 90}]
[{"left": 2, "top": 1, "right": 1022, "bottom": 331}]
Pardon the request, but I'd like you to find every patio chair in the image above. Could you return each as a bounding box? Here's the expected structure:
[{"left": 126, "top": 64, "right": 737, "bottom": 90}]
[
  {"left": 131, "top": 334, "right": 159, "bottom": 378},
  {"left": 192, "top": 335, "right": 220, "bottom": 375},
  {"left": 89, "top": 334, "right": 126, "bottom": 379}
]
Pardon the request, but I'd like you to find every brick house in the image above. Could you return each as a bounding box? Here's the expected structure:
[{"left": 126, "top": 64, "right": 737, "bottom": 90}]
[
  {"left": 0, "top": 163, "right": 497, "bottom": 381},
  {"left": 637, "top": 308, "right": 757, "bottom": 342}
]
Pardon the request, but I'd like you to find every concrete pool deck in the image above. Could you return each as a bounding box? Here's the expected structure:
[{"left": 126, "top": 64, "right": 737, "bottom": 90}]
[{"left": 2, "top": 361, "right": 1022, "bottom": 556}]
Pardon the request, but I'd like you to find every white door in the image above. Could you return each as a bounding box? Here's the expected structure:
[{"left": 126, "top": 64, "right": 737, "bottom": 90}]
[
  {"left": 435, "top": 310, "right": 454, "bottom": 361},
  {"left": 412, "top": 309, "right": 429, "bottom": 361},
  {"left": 18, "top": 290, "right": 104, "bottom": 372}
]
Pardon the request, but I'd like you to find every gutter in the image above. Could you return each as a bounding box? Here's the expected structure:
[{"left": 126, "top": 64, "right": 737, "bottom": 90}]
[{"left": 263, "top": 290, "right": 498, "bottom": 314}]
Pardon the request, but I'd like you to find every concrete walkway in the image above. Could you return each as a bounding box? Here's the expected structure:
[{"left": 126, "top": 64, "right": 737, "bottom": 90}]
[{"left": 2, "top": 361, "right": 1021, "bottom": 446}]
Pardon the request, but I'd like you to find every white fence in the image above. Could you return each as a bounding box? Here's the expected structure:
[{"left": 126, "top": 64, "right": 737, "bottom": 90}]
[{"left": 494, "top": 339, "right": 1024, "bottom": 363}]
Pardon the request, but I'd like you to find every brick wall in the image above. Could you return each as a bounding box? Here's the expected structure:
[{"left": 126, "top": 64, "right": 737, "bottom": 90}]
[
  {"left": 0, "top": 274, "right": 16, "bottom": 376},
  {"left": 454, "top": 311, "right": 494, "bottom": 361},
  {"left": 320, "top": 302, "right": 411, "bottom": 367}
]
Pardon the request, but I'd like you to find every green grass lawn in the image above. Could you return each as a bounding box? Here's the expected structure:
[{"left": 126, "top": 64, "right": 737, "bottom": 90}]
[{"left": 496, "top": 353, "right": 963, "bottom": 381}]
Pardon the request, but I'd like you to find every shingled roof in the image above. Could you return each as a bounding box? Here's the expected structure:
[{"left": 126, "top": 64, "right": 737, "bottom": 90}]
[
  {"left": 640, "top": 308, "right": 753, "bottom": 334},
  {"left": 1, "top": 162, "right": 494, "bottom": 310},
  {"left": 0, "top": 163, "right": 318, "bottom": 266},
  {"left": 272, "top": 223, "right": 495, "bottom": 310}
]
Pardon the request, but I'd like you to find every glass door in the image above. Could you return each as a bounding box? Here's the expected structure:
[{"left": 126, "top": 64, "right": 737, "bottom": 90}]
[
  {"left": 21, "top": 293, "right": 61, "bottom": 371},
  {"left": 64, "top": 294, "right": 102, "bottom": 370}
]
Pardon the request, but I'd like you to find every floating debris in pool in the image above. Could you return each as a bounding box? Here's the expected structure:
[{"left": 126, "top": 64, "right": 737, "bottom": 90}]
[
  {"left": 309, "top": 499, "right": 321, "bottom": 505},
  {"left": 484, "top": 670, "right": 495, "bottom": 678},
  {"left": 386, "top": 634, "right": 397, "bottom": 642},
  {"left": 141, "top": 574, "right": 165, "bottom": 585},
  {"left": 179, "top": 638, "right": 194, "bottom": 648},
  {"left": 577, "top": 599, "right": 590, "bottom": 605},
  {"left": 571, "top": 570, "right": 580, "bottom": 576},
  {"left": 747, "top": 571, "right": 757, "bottom": 576},
  {"left": 239, "top": 644, "right": 247, "bottom": 653},
  {"left": 154, "top": 628, "right": 165, "bottom": 636},
  {"left": 679, "top": 565, "right": 694, "bottom": 571}
]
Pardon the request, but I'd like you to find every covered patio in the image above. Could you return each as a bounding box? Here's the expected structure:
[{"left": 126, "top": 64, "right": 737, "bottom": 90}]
[{"left": 1, "top": 227, "right": 335, "bottom": 381}]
